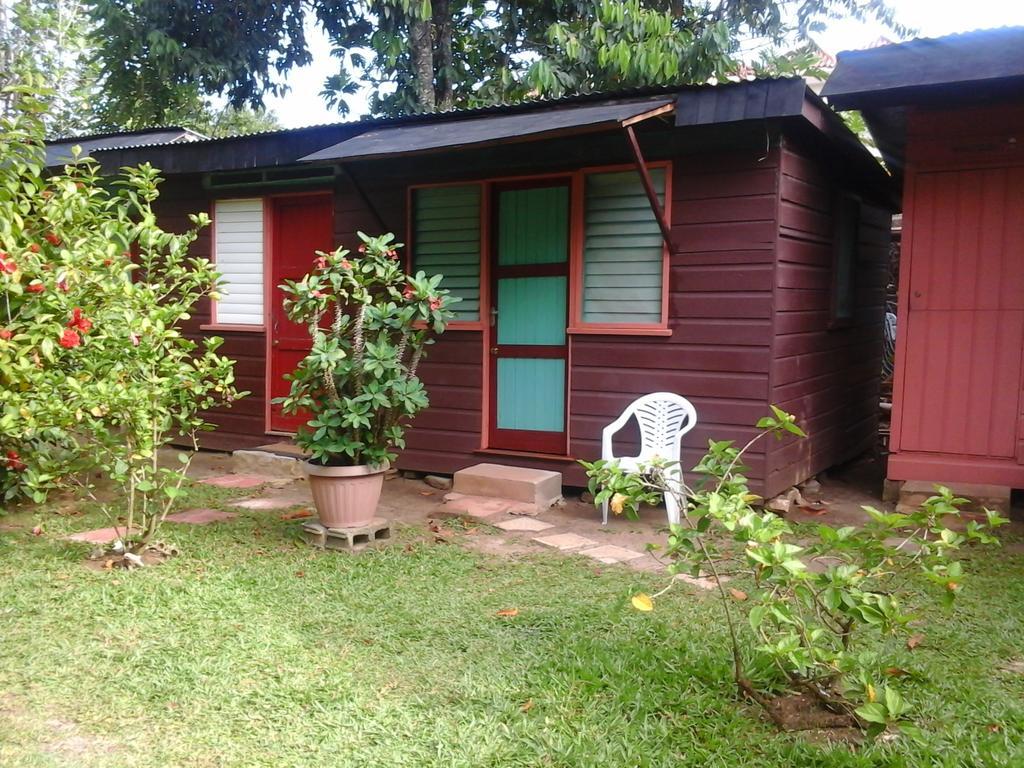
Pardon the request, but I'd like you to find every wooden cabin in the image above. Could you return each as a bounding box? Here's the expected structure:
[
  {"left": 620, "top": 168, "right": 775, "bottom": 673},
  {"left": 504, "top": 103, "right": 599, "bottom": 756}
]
[
  {"left": 824, "top": 28, "right": 1024, "bottom": 495},
  {"left": 90, "top": 79, "right": 894, "bottom": 495}
]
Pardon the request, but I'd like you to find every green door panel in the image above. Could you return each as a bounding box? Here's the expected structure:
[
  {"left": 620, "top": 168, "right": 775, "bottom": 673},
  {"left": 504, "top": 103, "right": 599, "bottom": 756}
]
[
  {"left": 496, "top": 359, "right": 566, "bottom": 432},
  {"left": 496, "top": 276, "right": 567, "bottom": 346},
  {"left": 497, "top": 186, "right": 569, "bottom": 266}
]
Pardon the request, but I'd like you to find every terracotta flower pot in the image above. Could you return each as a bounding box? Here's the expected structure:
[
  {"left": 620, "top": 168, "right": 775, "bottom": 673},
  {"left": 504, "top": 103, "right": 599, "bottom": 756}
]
[{"left": 304, "top": 461, "right": 389, "bottom": 528}]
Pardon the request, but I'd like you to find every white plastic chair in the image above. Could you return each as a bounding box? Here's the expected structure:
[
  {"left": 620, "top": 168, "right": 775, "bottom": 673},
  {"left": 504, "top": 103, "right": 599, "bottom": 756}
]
[{"left": 600, "top": 392, "right": 698, "bottom": 526}]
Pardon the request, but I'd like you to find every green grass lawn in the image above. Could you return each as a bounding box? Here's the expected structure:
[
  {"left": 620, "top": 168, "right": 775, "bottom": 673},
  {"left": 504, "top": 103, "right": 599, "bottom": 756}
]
[{"left": 1, "top": 484, "right": 1023, "bottom": 768}]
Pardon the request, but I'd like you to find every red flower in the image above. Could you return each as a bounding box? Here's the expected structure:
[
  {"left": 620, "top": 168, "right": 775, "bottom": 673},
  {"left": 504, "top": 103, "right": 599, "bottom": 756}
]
[
  {"left": 68, "top": 308, "right": 93, "bottom": 334},
  {"left": 44, "top": 233, "right": 61, "bottom": 246},
  {"left": 26, "top": 282, "right": 44, "bottom": 293},
  {"left": 59, "top": 329, "right": 80, "bottom": 349},
  {"left": 429, "top": 297, "right": 442, "bottom": 311},
  {"left": 28, "top": 244, "right": 39, "bottom": 253},
  {"left": 357, "top": 244, "right": 366, "bottom": 254},
  {"left": 311, "top": 290, "right": 325, "bottom": 299},
  {"left": 0, "top": 257, "right": 15, "bottom": 275},
  {"left": 313, "top": 256, "right": 328, "bottom": 270},
  {"left": 130, "top": 333, "right": 140, "bottom": 347},
  {"left": 103, "top": 258, "right": 112, "bottom": 266},
  {"left": 402, "top": 284, "right": 416, "bottom": 300},
  {"left": 0, "top": 329, "right": 11, "bottom": 341},
  {"left": 5, "top": 450, "right": 26, "bottom": 472},
  {"left": 340, "top": 259, "right": 351, "bottom": 270},
  {"left": 388, "top": 249, "right": 399, "bottom": 260},
  {"left": 58, "top": 278, "right": 68, "bottom": 293}
]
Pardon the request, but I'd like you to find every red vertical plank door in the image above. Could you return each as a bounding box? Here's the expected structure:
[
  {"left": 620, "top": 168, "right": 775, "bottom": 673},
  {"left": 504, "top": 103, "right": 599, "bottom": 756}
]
[
  {"left": 898, "top": 167, "right": 1024, "bottom": 459},
  {"left": 268, "top": 195, "right": 335, "bottom": 433}
]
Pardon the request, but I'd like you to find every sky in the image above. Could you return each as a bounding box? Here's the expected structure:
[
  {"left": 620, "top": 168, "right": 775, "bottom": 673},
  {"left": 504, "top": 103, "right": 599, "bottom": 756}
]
[{"left": 260, "top": 0, "right": 1024, "bottom": 129}]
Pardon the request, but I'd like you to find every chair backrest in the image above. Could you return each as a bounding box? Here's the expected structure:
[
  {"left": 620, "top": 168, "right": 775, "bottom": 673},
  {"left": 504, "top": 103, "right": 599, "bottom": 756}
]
[{"left": 620, "top": 392, "right": 698, "bottom": 462}]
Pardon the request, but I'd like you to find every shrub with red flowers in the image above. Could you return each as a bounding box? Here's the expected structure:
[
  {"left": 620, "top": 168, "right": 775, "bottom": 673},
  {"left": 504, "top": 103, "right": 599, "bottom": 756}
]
[
  {"left": 0, "top": 85, "right": 244, "bottom": 551},
  {"left": 275, "top": 233, "right": 453, "bottom": 467}
]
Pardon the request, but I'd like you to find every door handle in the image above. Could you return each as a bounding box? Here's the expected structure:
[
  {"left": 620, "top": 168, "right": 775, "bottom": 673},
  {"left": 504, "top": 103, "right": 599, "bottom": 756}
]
[{"left": 490, "top": 307, "right": 498, "bottom": 327}]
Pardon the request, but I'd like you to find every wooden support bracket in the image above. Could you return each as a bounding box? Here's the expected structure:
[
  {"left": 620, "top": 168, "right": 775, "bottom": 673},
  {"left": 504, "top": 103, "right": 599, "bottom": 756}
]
[{"left": 624, "top": 124, "right": 673, "bottom": 250}]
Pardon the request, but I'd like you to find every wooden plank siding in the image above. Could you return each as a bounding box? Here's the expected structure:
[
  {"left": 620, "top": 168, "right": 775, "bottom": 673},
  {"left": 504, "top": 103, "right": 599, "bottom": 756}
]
[
  {"left": 147, "top": 125, "right": 889, "bottom": 498},
  {"left": 152, "top": 177, "right": 269, "bottom": 451},
  {"left": 766, "top": 138, "right": 890, "bottom": 492},
  {"left": 887, "top": 99, "right": 1024, "bottom": 486}
]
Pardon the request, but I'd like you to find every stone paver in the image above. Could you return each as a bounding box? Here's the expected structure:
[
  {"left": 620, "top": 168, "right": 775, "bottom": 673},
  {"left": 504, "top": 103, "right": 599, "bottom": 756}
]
[
  {"left": 197, "top": 474, "right": 266, "bottom": 489},
  {"left": 532, "top": 532, "right": 598, "bottom": 551},
  {"left": 165, "top": 508, "right": 237, "bottom": 525},
  {"left": 578, "top": 544, "right": 645, "bottom": 564},
  {"left": 495, "top": 517, "right": 554, "bottom": 533},
  {"left": 230, "top": 496, "right": 297, "bottom": 510},
  {"left": 67, "top": 526, "right": 139, "bottom": 544},
  {"left": 443, "top": 492, "right": 535, "bottom": 519}
]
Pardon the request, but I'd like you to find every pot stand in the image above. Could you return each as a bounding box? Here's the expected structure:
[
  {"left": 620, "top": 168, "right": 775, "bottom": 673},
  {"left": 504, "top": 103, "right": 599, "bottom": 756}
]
[{"left": 301, "top": 518, "right": 392, "bottom": 552}]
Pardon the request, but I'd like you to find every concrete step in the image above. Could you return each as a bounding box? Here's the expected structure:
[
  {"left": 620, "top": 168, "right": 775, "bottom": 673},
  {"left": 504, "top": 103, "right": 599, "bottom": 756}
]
[
  {"left": 896, "top": 480, "right": 1010, "bottom": 515},
  {"left": 452, "top": 463, "right": 562, "bottom": 508},
  {"left": 232, "top": 445, "right": 306, "bottom": 478}
]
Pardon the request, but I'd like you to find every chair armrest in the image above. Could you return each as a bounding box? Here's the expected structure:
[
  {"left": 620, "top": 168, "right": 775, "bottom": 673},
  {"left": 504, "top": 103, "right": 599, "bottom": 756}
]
[{"left": 601, "top": 411, "right": 633, "bottom": 460}]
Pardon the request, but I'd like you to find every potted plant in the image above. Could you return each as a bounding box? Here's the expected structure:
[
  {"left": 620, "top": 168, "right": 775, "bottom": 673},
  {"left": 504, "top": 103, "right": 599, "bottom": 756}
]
[{"left": 276, "top": 232, "right": 453, "bottom": 528}]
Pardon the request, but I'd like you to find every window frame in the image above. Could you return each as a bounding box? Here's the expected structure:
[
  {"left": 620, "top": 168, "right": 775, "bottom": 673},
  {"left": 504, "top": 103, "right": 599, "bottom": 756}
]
[
  {"left": 405, "top": 161, "right": 672, "bottom": 338},
  {"left": 567, "top": 161, "right": 673, "bottom": 336},
  {"left": 406, "top": 180, "right": 489, "bottom": 331},
  {"left": 202, "top": 195, "right": 269, "bottom": 333}
]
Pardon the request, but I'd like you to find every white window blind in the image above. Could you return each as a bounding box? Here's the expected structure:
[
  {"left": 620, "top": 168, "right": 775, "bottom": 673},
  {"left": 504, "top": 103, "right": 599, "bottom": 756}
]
[{"left": 213, "top": 198, "right": 264, "bottom": 326}]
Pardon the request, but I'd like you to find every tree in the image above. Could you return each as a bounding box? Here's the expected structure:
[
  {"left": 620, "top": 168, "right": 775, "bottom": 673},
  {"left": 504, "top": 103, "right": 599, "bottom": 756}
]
[
  {"left": 87, "top": 0, "right": 907, "bottom": 117},
  {"left": 1, "top": 0, "right": 99, "bottom": 136},
  {"left": 188, "top": 105, "right": 283, "bottom": 139},
  {"left": 0, "top": 81, "right": 244, "bottom": 559}
]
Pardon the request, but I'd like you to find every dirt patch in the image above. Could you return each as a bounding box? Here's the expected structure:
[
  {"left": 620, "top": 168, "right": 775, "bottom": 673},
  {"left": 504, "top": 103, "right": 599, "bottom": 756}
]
[
  {"left": 83, "top": 544, "right": 173, "bottom": 571},
  {"left": 762, "top": 692, "right": 859, "bottom": 732}
]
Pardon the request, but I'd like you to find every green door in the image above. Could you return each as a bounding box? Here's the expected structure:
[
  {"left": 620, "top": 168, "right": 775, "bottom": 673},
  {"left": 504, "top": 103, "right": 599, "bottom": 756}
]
[{"left": 489, "top": 182, "right": 569, "bottom": 454}]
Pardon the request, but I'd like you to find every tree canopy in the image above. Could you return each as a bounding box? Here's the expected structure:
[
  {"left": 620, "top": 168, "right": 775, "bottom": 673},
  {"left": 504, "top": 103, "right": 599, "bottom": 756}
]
[{"left": 87, "top": 0, "right": 906, "bottom": 120}]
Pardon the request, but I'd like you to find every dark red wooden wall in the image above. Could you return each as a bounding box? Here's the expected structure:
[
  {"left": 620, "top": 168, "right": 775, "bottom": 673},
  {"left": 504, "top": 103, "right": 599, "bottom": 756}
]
[
  {"left": 153, "top": 124, "right": 890, "bottom": 497},
  {"left": 766, "top": 138, "right": 890, "bottom": 492}
]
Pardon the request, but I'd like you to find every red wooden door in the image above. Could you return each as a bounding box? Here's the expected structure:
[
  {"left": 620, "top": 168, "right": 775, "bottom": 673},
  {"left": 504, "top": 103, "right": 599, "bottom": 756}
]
[
  {"left": 268, "top": 195, "right": 334, "bottom": 433},
  {"left": 898, "top": 167, "right": 1024, "bottom": 458}
]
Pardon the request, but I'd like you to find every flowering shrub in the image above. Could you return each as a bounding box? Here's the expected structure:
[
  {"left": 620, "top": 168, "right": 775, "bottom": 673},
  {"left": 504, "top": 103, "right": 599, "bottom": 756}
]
[
  {"left": 583, "top": 407, "right": 1008, "bottom": 735},
  {"left": 275, "top": 233, "right": 453, "bottom": 467},
  {"left": 0, "top": 85, "right": 244, "bottom": 551}
]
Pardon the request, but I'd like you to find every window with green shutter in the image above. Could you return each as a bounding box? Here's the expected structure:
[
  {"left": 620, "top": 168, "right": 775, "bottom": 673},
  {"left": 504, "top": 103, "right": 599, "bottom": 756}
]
[
  {"left": 411, "top": 184, "right": 482, "bottom": 322},
  {"left": 580, "top": 168, "right": 667, "bottom": 326}
]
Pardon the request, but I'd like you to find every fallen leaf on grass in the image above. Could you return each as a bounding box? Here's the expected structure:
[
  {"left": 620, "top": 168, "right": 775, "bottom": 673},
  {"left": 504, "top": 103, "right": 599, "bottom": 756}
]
[
  {"left": 281, "top": 509, "right": 314, "bottom": 520},
  {"left": 520, "top": 699, "right": 534, "bottom": 713},
  {"left": 631, "top": 593, "right": 654, "bottom": 612},
  {"left": 907, "top": 634, "right": 925, "bottom": 650},
  {"left": 987, "top": 723, "right": 1002, "bottom": 733},
  {"left": 496, "top": 608, "right": 519, "bottom": 618},
  {"left": 30, "top": 525, "right": 43, "bottom": 536},
  {"left": 294, "top": 570, "right": 306, "bottom": 578},
  {"left": 729, "top": 588, "right": 748, "bottom": 602},
  {"left": 884, "top": 667, "right": 910, "bottom": 678}
]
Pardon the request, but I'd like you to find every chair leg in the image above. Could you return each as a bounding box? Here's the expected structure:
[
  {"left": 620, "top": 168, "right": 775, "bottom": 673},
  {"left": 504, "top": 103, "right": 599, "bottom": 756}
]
[
  {"left": 601, "top": 500, "right": 609, "bottom": 526},
  {"left": 665, "top": 492, "right": 681, "bottom": 526}
]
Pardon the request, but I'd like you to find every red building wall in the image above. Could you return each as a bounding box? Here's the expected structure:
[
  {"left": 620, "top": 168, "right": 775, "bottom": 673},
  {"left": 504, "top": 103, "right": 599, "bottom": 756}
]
[{"left": 889, "top": 101, "right": 1024, "bottom": 487}]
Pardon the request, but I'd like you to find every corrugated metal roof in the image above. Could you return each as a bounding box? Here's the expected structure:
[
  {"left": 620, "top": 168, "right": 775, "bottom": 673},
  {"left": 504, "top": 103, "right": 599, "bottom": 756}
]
[
  {"left": 822, "top": 26, "right": 1024, "bottom": 108},
  {"left": 45, "top": 127, "right": 205, "bottom": 167}
]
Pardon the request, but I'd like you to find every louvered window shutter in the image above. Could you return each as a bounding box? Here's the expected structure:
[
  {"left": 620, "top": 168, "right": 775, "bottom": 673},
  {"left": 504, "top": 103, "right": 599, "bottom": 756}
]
[
  {"left": 412, "top": 185, "right": 482, "bottom": 321},
  {"left": 213, "top": 198, "right": 264, "bottom": 325},
  {"left": 581, "top": 169, "right": 666, "bottom": 324}
]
